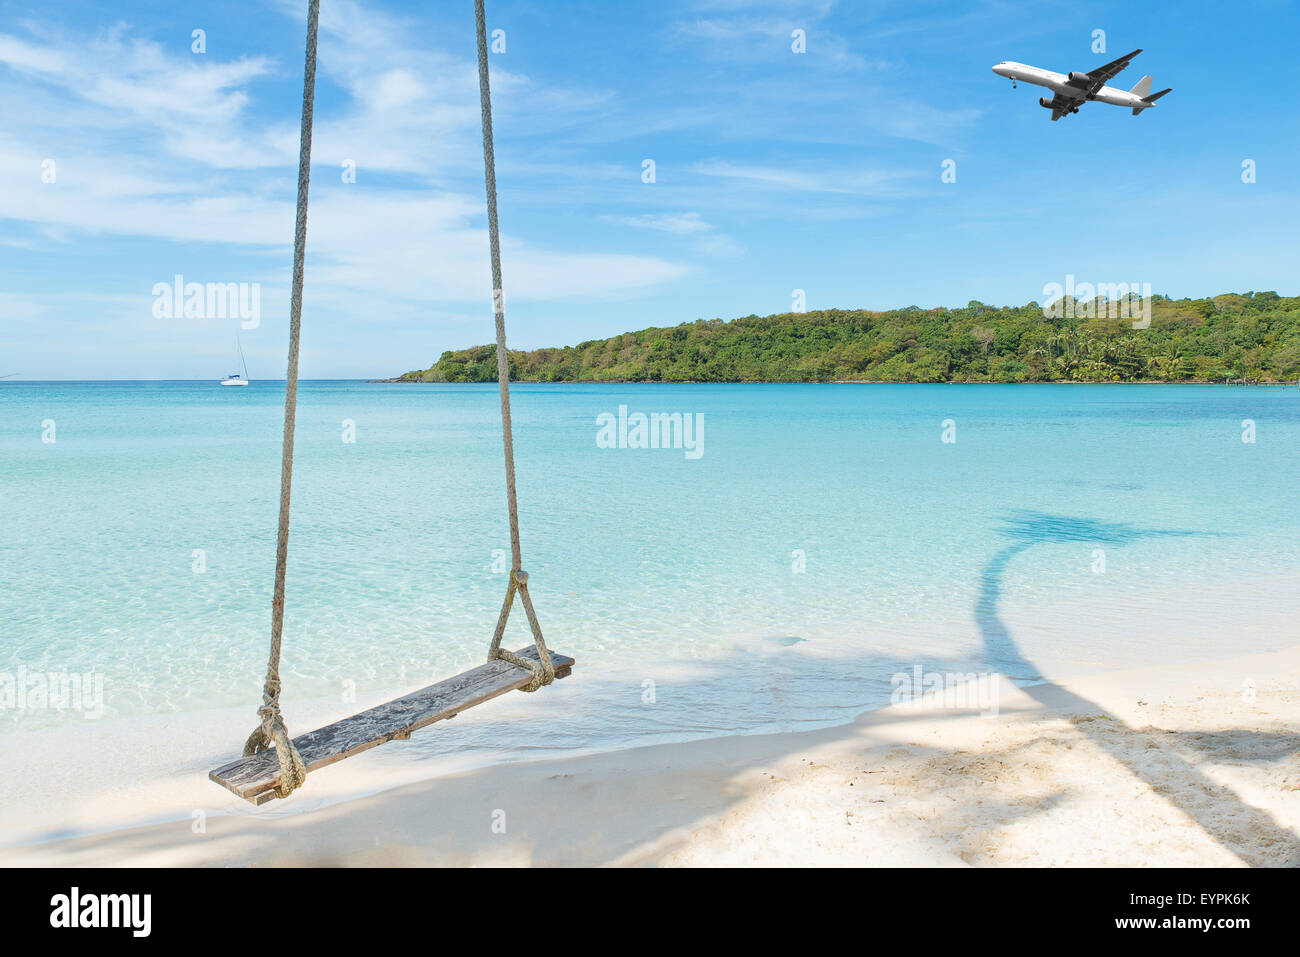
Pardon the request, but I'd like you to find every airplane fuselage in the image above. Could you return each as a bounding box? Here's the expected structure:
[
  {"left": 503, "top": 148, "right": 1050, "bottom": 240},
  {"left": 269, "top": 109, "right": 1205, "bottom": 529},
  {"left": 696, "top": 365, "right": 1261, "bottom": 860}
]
[{"left": 992, "top": 61, "right": 1151, "bottom": 110}]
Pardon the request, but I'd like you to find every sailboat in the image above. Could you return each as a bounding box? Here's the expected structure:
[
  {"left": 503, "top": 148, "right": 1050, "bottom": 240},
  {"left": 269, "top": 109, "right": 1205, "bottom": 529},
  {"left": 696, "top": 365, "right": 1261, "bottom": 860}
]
[{"left": 221, "top": 333, "right": 250, "bottom": 386}]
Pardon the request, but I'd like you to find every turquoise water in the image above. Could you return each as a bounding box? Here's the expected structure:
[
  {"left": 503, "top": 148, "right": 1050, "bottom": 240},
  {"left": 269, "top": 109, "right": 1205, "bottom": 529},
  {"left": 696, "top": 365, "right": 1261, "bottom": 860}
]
[{"left": 2, "top": 381, "right": 1298, "bottom": 761}]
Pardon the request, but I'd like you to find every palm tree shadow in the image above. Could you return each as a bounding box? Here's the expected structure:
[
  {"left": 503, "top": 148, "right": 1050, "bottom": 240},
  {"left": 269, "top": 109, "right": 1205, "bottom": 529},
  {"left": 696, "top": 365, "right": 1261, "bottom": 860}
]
[
  {"left": 977, "top": 510, "right": 1204, "bottom": 672},
  {"left": 976, "top": 510, "right": 1299, "bottom": 865}
]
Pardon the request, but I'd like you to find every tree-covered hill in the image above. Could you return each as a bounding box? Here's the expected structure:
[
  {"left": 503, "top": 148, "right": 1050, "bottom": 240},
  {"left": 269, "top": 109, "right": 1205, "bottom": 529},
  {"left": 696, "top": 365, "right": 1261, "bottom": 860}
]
[{"left": 397, "top": 292, "right": 1300, "bottom": 384}]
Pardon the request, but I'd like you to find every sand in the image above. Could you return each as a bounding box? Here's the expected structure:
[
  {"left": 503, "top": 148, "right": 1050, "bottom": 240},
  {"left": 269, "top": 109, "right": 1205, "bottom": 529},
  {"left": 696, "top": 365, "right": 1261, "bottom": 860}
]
[{"left": 3, "top": 645, "right": 1298, "bottom": 867}]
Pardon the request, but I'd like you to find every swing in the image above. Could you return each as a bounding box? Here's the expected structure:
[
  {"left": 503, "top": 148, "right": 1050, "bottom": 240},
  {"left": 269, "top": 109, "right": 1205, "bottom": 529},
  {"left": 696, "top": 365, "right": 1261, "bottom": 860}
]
[{"left": 210, "top": 0, "right": 573, "bottom": 805}]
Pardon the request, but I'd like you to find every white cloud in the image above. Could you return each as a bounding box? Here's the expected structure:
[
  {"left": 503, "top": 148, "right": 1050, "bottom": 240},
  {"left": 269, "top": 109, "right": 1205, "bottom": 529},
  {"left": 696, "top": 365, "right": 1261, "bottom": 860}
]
[
  {"left": 673, "top": 0, "right": 873, "bottom": 71},
  {"left": 694, "top": 232, "right": 745, "bottom": 259},
  {"left": 1, "top": 28, "right": 281, "bottom": 169},
  {"left": 615, "top": 212, "right": 714, "bottom": 234},
  {"left": 0, "top": 292, "right": 49, "bottom": 321},
  {"left": 606, "top": 211, "right": 744, "bottom": 260},
  {"left": 693, "top": 160, "right": 904, "bottom": 196},
  {"left": 0, "top": 3, "right": 689, "bottom": 329},
  {"left": 0, "top": 33, "right": 65, "bottom": 73}
]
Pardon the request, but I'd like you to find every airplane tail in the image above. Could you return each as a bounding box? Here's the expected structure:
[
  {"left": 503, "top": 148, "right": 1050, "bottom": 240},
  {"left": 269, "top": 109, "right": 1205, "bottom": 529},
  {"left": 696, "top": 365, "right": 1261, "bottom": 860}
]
[
  {"left": 1129, "top": 75, "right": 1153, "bottom": 98},
  {"left": 1131, "top": 86, "right": 1171, "bottom": 116}
]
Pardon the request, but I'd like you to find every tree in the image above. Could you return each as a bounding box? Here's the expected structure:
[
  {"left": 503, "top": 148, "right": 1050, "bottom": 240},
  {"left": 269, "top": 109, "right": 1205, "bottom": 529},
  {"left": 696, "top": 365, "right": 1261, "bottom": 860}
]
[{"left": 398, "top": 294, "right": 1300, "bottom": 385}]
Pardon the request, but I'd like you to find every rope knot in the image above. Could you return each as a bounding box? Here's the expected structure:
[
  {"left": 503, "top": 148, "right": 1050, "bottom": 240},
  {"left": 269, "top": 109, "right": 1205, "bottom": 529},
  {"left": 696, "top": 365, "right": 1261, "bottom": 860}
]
[
  {"left": 492, "top": 645, "right": 556, "bottom": 693},
  {"left": 244, "top": 680, "right": 308, "bottom": 798}
]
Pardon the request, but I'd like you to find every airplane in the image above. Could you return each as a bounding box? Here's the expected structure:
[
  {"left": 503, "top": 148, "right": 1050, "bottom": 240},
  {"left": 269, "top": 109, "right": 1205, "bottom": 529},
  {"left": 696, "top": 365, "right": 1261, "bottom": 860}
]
[{"left": 992, "top": 49, "right": 1171, "bottom": 121}]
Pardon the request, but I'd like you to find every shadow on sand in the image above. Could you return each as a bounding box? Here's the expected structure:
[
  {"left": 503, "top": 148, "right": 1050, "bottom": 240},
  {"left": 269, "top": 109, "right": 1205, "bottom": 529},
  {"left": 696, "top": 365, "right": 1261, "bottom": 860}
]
[
  {"left": 10, "top": 510, "right": 1297, "bottom": 866},
  {"left": 974, "top": 509, "right": 1299, "bottom": 865}
]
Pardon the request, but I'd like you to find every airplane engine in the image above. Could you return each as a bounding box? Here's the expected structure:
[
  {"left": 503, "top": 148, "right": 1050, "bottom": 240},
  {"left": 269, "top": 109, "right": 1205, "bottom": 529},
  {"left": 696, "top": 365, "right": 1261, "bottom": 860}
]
[
  {"left": 1039, "top": 97, "right": 1054, "bottom": 108},
  {"left": 1068, "top": 71, "right": 1089, "bottom": 82}
]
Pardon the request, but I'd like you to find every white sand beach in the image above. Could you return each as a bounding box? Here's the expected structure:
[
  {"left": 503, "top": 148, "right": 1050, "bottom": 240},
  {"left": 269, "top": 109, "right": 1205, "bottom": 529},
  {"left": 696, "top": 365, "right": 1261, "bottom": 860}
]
[{"left": 4, "top": 644, "right": 1297, "bottom": 867}]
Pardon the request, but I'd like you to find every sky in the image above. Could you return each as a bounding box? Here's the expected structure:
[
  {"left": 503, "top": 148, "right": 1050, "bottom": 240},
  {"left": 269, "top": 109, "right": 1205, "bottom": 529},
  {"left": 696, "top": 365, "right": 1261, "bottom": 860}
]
[{"left": 1, "top": 0, "right": 1297, "bottom": 379}]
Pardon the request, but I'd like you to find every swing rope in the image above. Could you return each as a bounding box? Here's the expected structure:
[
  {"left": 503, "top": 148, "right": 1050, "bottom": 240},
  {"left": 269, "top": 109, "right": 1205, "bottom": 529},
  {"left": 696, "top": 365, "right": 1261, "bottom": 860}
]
[
  {"left": 241, "top": 0, "right": 318, "bottom": 799},
  {"left": 475, "top": 0, "right": 555, "bottom": 692},
  {"left": 243, "top": 0, "right": 551, "bottom": 801}
]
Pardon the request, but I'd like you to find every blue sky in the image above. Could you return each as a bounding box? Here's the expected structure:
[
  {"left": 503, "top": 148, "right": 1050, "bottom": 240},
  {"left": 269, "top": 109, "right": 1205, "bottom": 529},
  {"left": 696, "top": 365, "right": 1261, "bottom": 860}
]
[{"left": 1, "top": 0, "right": 1297, "bottom": 379}]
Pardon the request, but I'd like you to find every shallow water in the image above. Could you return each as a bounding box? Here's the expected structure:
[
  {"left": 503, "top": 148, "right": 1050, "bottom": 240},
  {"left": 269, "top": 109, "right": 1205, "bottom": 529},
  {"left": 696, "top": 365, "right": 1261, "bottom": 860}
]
[{"left": 1, "top": 381, "right": 1297, "bottom": 767}]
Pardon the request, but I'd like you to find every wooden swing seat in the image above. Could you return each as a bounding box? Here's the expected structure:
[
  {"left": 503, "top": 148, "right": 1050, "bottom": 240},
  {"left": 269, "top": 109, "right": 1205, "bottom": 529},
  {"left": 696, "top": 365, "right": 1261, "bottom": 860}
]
[{"left": 210, "top": 645, "right": 573, "bottom": 805}]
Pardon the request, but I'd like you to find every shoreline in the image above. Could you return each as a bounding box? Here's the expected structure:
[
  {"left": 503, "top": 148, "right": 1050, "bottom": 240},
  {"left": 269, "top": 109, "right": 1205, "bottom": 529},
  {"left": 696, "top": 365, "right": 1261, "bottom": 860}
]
[
  {"left": 379, "top": 378, "right": 1296, "bottom": 385},
  {"left": 4, "top": 567, "right": 1295, "bottom": 857},
  {"left": 8, "top": 378, "right": 1294, "bottom": 386},
  {"left": 6, "top": 643, "right": 1297, "bottom": 867}
]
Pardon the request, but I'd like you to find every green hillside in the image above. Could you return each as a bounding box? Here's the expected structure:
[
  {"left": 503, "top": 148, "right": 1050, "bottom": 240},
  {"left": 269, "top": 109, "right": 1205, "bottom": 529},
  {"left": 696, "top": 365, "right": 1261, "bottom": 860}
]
[{"left": 397, "top": 292, "right": 1300, "bottom": 384}]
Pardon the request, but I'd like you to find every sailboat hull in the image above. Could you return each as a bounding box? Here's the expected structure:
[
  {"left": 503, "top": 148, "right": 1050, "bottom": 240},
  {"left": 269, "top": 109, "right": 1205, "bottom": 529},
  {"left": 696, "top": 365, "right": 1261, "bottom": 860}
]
[{"left": 222, "top": 333, "right": 251, "bottom": 386}]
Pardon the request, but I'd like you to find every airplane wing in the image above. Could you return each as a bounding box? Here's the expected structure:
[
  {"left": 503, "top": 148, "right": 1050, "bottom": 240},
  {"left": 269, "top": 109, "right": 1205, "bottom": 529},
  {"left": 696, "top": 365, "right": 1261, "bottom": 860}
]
[
  {"left": 1065, "top": 48, "right": 1143, "bottom": 96},
  {"left": 1044, "top": 92, "right": 1081, "bottom": 121}
]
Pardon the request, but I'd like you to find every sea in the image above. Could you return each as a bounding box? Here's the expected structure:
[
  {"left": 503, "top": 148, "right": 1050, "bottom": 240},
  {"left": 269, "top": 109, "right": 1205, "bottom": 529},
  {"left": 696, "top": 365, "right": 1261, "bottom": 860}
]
[{"left": 1, "top": 381, "right": 1297, "bottom": 838}]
